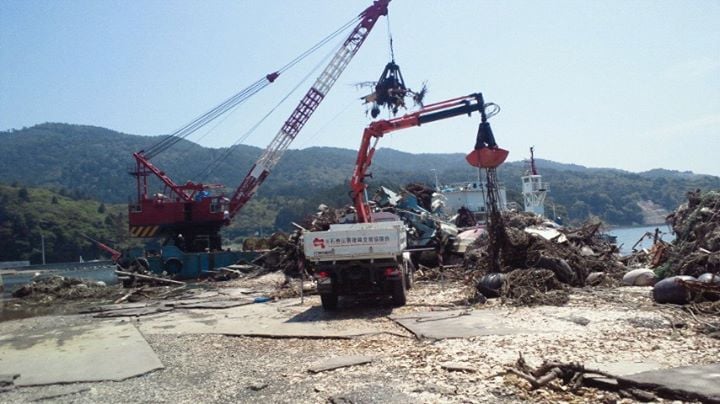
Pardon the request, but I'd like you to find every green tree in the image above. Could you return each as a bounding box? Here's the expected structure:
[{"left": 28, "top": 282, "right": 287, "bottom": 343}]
[{"left": 18, "top": 187, "right": 29, "bottom": 201}]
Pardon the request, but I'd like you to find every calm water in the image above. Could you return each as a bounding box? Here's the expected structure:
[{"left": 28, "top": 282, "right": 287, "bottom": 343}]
[
  {"left": 608, "top": 224, "right": 675, "bottom": 255},
  {"left": 1, "top": 264, "right": 118, "bottom": 322}
]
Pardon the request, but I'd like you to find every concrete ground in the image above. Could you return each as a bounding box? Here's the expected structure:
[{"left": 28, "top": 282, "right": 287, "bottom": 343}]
[{"left": 0, "top": 272, "right": 718, "bottom": 403}]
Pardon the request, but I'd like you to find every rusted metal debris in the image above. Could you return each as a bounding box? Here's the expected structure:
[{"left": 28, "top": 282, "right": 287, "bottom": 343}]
[{"left": 359, "top": 61, "right": 426, "bottom": 118}]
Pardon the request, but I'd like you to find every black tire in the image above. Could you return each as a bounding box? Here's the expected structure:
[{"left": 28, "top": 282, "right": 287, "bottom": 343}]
[
  {"left": 134, "top": 257, "right": 150, "bottom": 274},
  {"left": 164, "top": 258, "right": 183, "bottom": 275},
  {"left": 392, "top": 277, "right": 407, "bottom": 307},
  {"left": 321, "top": 293, "right": 338, "bottom": 310}
]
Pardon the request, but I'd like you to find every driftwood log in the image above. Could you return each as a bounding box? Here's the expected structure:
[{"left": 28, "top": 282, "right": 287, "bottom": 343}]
[
  {"left": 115, "top": 270, "right": 186, "bottom": 286},
  {"left": 505, "top": 353, "right": 716, "bottom": 403}
]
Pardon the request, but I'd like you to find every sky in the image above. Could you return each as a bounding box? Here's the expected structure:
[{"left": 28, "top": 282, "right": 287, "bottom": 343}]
[{"left": 1, "top": 0, "right": 719, "bottom": 176}]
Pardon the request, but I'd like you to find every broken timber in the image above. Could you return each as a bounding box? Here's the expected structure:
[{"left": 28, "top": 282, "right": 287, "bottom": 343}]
[{"left": 115, "top": 270, "right": 186, "bottom": 286}]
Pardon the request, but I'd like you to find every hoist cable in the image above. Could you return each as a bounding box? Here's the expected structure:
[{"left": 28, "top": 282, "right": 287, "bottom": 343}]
[
  {"left": 142, "top": 15, "right": 360, "bottom": 159},
  {"left": 144, "top": 78, "right": 268, "bottom": 159},
  {"left": 277, "top": 16, "right": 358, "bottom": 74},
  {"left": 196, "top": 41, "right": 339, "bottom": 181},
  {"left": 386, "top": 13, "right": 395, "bottom": 61}
]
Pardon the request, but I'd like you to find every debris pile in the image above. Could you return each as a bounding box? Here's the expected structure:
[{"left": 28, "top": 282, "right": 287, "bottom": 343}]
[
  {"left": 403, "top": 183, "right": 435, "bottom": 211},
  {"left": 501, "top": 269, "right": 569, "bottom": 306},
  {"left": 661, "top": 189, "right": 720, "bottom": 278},
  {"left": 252, "top": 230, "right": 306, "bottom": 278},
  {"left": 11, "top": 276, "right": 117, "bottom": 301},
  {"left": 468, "top": 213, "right": 625, "bottom": 305},
  {"left": 641, "top": 189, "right": 720, "bottom": 305},
  {"left": 505, "top": 354, "right": 710, "bottom": 403},
  {"left": 617, "top": 227, "right": 670, "bottom": 268},
  {"left": 302, "top": 204, "right": 347, "bottom": 231}
]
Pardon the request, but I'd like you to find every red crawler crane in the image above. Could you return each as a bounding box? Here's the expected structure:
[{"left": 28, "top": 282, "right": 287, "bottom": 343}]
[{"left": 128, "top": 0, "right": 391, "bottom": 252}]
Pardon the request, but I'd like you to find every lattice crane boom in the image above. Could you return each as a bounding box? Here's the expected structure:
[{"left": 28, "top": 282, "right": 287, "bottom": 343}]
[
  {"left": 228, "top": 0, "right": 390, "bottom": 218},
  {"left": 127, "top": 0, "right": 390, "bottom": 251}
]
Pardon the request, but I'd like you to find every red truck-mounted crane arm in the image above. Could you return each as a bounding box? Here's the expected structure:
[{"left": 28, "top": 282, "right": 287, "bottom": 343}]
[
  {"left": 227, "top": 0, "right": 390, "bottom": 219},
  {"left": 350, "top": 92, "right": 508, "bottom": 223}
]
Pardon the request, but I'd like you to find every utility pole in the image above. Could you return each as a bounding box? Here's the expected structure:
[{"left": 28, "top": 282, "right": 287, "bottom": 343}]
[
  {"left": 430, "top": 169, "right": 439, "bottom": 190},
  {"left": 41, "top": 234, "right": 46, "bottom": 265}
]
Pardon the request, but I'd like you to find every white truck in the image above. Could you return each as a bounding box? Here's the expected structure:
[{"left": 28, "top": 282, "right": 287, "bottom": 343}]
[
  {"left": 303, "top": 217, "right": 413, "bottom": 310},
  {"left": 304, "top": 91, "right": 506, "bottom": 310}
]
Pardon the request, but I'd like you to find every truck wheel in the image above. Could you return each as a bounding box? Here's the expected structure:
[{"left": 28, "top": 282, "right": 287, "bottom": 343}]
[
  {"left": 321, "top": 293, "right": 338, "bottom": 310},
  {"left": 392, "top": 277, "right": 407, "bottom": 307}
]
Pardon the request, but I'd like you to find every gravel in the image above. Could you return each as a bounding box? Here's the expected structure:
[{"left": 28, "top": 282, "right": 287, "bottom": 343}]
[{"left": 1, "top": 276, "right": 718, "bottom": 403}]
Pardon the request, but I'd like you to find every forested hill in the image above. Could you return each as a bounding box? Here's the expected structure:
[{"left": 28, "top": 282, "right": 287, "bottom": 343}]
[
  {"left": 0, "top": 183, "right": 128, "bottom": 263},
  {"left": 2, "top": 123, "right": 719, "bottom": 228}
]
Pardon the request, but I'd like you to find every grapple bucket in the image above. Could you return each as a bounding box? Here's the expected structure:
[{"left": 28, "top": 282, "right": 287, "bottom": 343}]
[{"left": 466, "top": 147, "right": 509, "bottom": 168}]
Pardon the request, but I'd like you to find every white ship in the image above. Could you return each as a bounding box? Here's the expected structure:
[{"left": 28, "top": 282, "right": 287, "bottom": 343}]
[
  {"left": 435, "top": 181, "right": 508, "bottom": 217},
  {"left": 522, "top": 146, "right": 549, "bottom": 217},
  {"left": 433, "top": 147, "right": 550, "bottom": 221},
  {"left": 431, "top": 164, "right": 508, "bottom": 222}
]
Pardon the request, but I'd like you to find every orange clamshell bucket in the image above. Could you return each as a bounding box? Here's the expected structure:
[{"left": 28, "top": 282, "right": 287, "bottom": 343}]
[{"left": 466, "top": 147, "right": 509, "bottom": 168}]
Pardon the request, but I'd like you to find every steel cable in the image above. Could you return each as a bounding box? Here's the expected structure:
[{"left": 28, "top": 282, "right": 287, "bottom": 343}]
[{"left": 142, "top": 15, "right": 360, "bottom": 159}]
